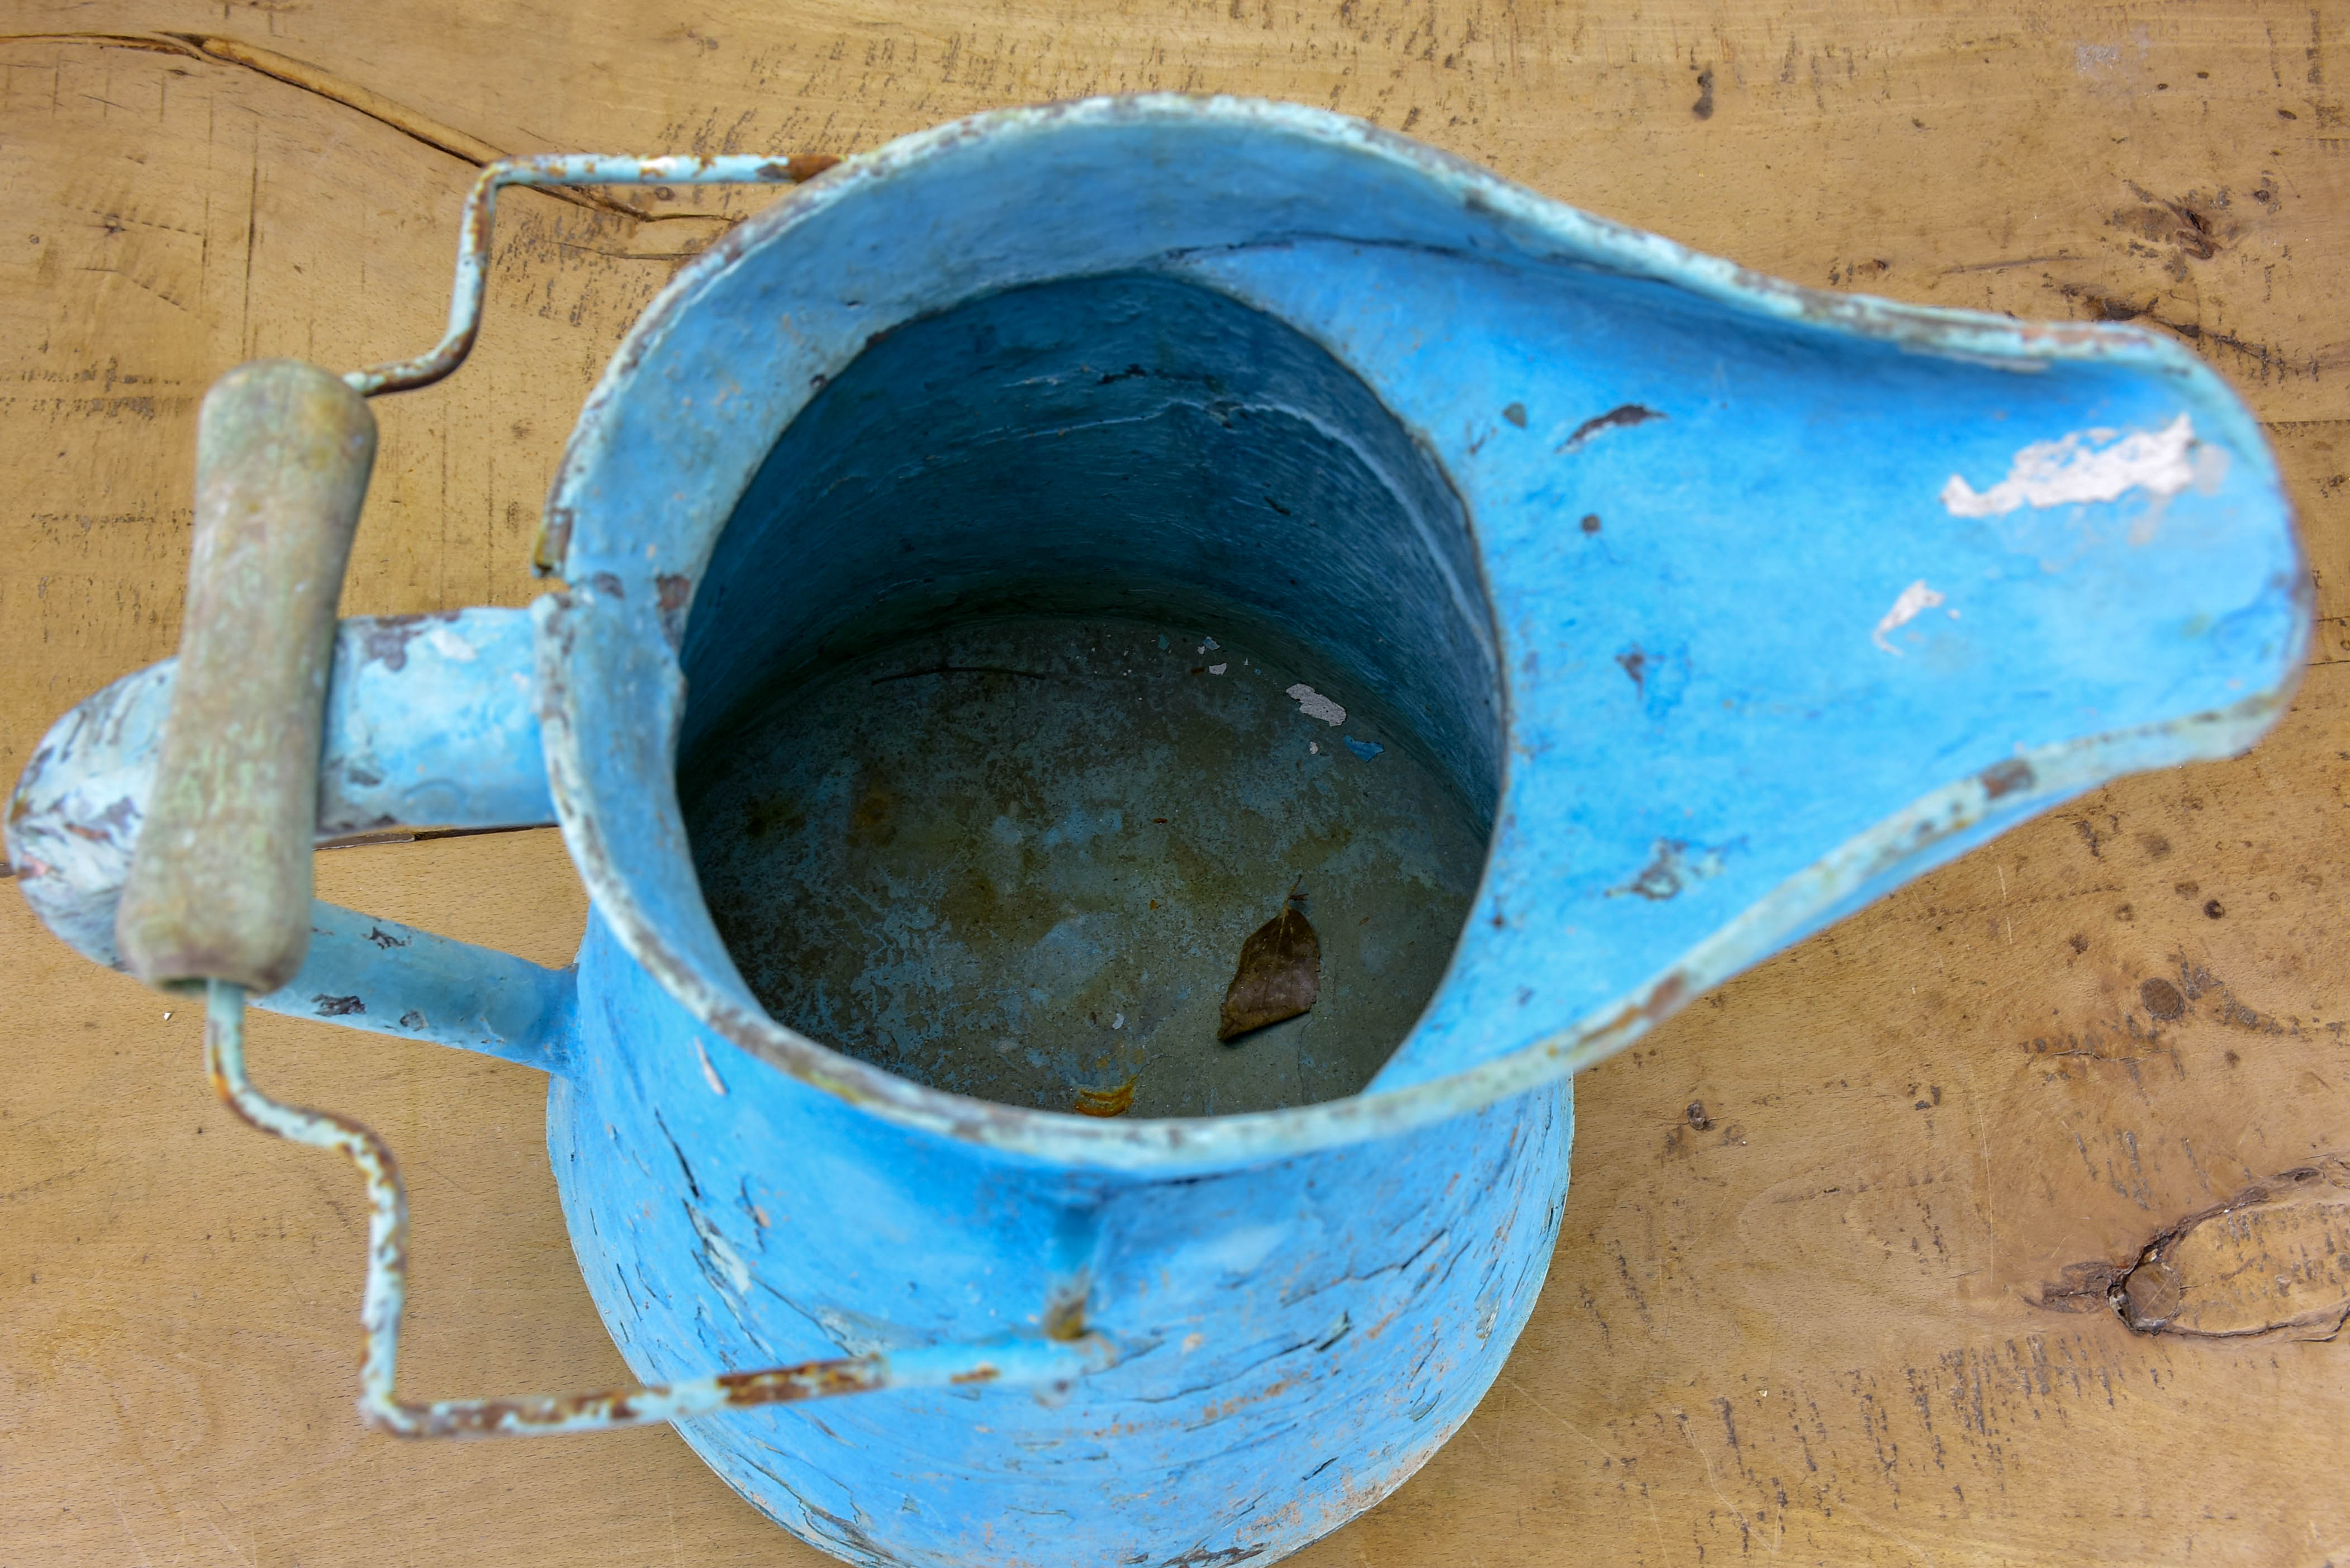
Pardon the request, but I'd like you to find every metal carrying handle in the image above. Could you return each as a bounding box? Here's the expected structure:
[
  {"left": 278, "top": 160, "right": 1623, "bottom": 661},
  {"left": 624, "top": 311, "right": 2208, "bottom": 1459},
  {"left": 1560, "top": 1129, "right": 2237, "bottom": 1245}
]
[
  {"left": 347, "top": 153, "right": 839, "bottom": 397},
  {"left": 128, "top": 155, "right": 1109, "bottom": 1438},
  {"left": 207, "top": 983, "right": 1105, "bottom": 1436}
]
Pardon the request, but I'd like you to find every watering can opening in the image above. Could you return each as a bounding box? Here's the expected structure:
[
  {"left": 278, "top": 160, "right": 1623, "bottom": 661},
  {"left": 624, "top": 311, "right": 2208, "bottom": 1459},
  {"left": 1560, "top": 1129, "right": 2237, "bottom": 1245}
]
[
  {"left": 672, "top": 270, "right": 1506, "bottom": 1116},
  {"left": 515, "top": 96, "right": 2305, "bottom": 1168}
]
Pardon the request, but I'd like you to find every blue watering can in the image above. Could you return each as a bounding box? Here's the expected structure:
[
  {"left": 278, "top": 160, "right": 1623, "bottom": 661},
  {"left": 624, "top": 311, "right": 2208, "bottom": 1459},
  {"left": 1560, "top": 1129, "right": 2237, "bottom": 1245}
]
[{"left": 6, "top": 97, "right": 2304, "bottom": 1567}]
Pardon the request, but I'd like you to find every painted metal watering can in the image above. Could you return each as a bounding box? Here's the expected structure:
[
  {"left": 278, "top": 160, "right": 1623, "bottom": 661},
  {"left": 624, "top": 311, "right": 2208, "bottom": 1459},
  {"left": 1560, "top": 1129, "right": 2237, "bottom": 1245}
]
[{"left": 6, "top": 96, "right": 2305, "bottom": 1567}]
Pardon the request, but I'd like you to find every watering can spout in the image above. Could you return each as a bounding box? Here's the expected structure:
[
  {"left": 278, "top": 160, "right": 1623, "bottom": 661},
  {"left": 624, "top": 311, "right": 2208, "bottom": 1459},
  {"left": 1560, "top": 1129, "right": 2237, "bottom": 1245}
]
[
  {"left": 479, "top": 95, "right": 2309, "bottom": 1121},
  {"left": 1346, "top": 292, "right": 2307, "bottom": 1090}
]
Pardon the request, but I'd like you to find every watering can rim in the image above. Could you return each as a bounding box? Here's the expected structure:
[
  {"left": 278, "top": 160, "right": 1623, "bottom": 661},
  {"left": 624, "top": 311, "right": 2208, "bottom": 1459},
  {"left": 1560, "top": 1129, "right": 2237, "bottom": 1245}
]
[{"left": 531, "top": 92, "right": 2302, "bottom": 1173}]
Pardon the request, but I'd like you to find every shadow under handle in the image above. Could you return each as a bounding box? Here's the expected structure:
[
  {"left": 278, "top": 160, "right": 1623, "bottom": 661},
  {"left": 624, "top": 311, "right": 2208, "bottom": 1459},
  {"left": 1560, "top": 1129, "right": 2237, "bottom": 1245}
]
[{"left": 116, "top": 359, "right": 377, "bottom": 992}]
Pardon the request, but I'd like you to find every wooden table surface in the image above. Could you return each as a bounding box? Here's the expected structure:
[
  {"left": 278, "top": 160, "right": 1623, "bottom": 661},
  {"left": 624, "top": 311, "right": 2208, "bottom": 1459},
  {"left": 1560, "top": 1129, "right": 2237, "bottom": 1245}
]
[{"left": 3, "top": 3, "right": 2347, "bottom": 1564}]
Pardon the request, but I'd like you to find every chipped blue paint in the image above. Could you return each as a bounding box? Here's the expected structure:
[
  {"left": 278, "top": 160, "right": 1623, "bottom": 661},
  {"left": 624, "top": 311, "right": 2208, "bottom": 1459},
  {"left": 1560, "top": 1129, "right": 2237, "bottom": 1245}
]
[
  {"left": 7, "top": 97, "right": 2305, "bottom": 1568},
  {"left": 8, "top": 609, "right": 566, "bottom": 1066},
  {"left": 317, "top": 607, "right": 552, "bottom": 837}
]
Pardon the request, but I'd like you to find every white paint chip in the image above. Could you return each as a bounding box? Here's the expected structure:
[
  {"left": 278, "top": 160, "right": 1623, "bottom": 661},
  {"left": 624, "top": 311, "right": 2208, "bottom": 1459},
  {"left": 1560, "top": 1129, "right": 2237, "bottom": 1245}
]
[
  {"left": 1874, "top": 579, "right": 1947, "bottom": 654},
  {"left": 690, "top": 1208, "right": 753, "bottom": 1298},
  {"left": 1287, "top": 683, "right": 1346, "bottom": 725},
  {"left": 694, "top": 1037, "right": 728, "bottom": 1096},
  {"left": 1940, "top": 415, "right": 2197, "bottom": 519},
  {"left": 1112, "top": 1013, "right": 1125, "bottom": 1030},
  {"left": 420, "top": 624, "right": 479, "bottom": 662},
  {"left": 1208, "top": 663, "right": 1227, "bottom": 674}
]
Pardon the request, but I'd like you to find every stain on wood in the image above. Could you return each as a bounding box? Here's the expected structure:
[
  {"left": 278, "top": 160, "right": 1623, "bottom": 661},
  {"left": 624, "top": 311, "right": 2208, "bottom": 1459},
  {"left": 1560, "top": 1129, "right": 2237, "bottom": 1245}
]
[{"left": 2047, "top": 1159, "right": 2350, "bottom": 1340}]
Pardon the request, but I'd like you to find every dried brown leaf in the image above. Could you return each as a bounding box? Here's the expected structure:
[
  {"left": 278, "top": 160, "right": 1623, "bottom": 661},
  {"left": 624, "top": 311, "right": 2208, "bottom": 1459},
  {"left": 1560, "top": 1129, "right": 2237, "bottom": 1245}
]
[{"left": 1218, "top": 894, "right": 1321, "bottom": 1042}]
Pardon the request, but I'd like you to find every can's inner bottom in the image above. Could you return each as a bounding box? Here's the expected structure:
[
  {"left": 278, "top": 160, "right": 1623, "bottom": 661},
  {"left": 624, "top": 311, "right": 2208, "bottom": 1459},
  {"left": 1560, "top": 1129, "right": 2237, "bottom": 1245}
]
[{"left": 684, "top": 613, "right": 1484, "bottom": 1116}]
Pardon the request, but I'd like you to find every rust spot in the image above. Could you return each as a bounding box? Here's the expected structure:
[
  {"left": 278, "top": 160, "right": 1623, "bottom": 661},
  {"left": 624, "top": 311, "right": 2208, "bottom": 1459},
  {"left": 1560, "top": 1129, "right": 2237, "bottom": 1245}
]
[
  {"left": 656, "top": 573, "right": 693, "bottom": 645},
  {"left": 89, "top": 795, "right": 135, "bottom": 840},
  {"left": 2140, "top": 977, "right": 2186, "bottom": 1019},
  {"left": 846, "top": 779, "right": 898, "bottom": 848},
  {"left": 590, "top": 572, "right": 625, "bottom": 600},
  {"left": 1073, "top": 1076, "right": 1138, "bottom": 1117},
  {"left": 717, "top": 1357, "right": 886, "bottom": 1405},
  {"left": 949, "top": 1363, "right": 1002, "bottom": 1385},
  {"left": 1610, "top": 838, "right": 1734, "bottom": 901},
  {"left": 1980, "top": 758, "right": 2035, "bottom": 799},
  {"left": 1042, "top": 1285, "right": 1090, "bottom": 1342},
  {"left": 1622, "top": 843, "right": 1681, "bottom": 898},
  {"left": 538, "top": 503, "right": 573, "bottom": 576},
  {"left": 359, "top": 610, "right": 462, "bottom": 672},
  {"left": 755, "top": 153, "right": 842, "bottom": 182},
  {"left": 1645, "top": 973, "right": 1688, "bottom": 1020},
  {"left": 312, "top": 994, "right": 365, "bottom": 1016},
  {"left": 1559, "top": 403, "right": 1665, "bottom": 453}
]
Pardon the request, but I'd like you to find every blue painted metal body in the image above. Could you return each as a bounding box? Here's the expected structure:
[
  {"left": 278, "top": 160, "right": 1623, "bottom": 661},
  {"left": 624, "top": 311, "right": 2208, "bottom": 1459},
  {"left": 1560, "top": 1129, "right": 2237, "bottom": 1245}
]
[{"left": 6, "top": 98, "right": 2305, "bottom": 1567}]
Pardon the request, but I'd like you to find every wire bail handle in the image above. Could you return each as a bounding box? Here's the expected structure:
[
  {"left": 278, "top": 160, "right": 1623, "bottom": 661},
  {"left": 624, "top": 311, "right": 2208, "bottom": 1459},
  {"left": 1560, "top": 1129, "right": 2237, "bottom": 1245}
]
[{"left": 143, "top": 154, "right": 1109, "bottom": 1439}]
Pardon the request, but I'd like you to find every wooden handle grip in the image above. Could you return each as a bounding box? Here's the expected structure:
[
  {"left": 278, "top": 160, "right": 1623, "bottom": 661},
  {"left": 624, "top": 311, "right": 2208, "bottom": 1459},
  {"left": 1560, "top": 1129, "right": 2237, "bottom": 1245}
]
[{"left": 117, "top": 360, "right": 377, "bottom": 992}]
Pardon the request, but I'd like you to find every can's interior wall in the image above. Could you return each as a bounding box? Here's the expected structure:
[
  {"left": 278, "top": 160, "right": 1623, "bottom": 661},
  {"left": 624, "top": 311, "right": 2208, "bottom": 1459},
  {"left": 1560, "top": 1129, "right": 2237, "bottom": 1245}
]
[{"left": 676, "top": 271, "right": 1503, "bottom": 826}]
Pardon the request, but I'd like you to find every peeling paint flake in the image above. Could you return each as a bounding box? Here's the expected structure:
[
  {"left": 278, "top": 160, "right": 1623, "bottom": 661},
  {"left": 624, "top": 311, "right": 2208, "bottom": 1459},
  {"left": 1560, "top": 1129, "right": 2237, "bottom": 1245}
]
[
  {"left": 1557, "top": 402, "right": 1665, "bottom": 453},
  {"left": 695, "top": 1036, "right": 729, "bottom": 1096},
  {"left": 1941, "top": 414, "right": 2197, "bottom": 519},
  {"left": 1873, "top": 579, "right": 1947, "bottom": 654},
  {"left": 419, "top": 624, "right": 480, "bottom": 662},
  {"left": 1610, "top": 838, "right": 1739, "bottom": 900},
  {"left": 1286, "top": 683, "right": 1345, "bottom": 725}
]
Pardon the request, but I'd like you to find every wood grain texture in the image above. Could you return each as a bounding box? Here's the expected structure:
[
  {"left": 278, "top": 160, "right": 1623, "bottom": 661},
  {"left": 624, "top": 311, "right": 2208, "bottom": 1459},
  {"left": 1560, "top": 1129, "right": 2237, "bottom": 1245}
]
[{"left": 2, "top": 2, "right": 2346, "bottom": 1563}]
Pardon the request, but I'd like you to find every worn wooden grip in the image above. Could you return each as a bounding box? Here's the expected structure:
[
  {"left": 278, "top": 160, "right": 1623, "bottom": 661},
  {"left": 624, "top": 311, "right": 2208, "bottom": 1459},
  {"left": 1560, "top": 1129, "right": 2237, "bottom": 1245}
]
[{"left": 117, "top": 360, "right": 377, "bottom": 992}]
